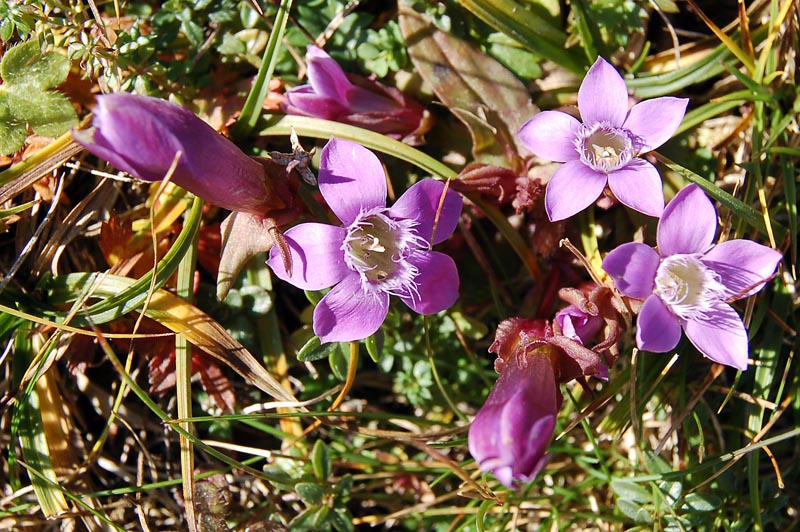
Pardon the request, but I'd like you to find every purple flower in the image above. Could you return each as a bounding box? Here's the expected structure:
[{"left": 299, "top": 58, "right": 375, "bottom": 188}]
[
  {"left": 72, "top": 93, "right": 284, "bottom": 216},
  {"left": 517, "top": 57, "right": 689, "bottom": 221},
  {"left": 266, "top": 137, "right": 462, "bottom": 343},
  {"left": 469, "top": 319, "right": 564, "bottom": 488},
  {"left": 555, "top": 304, "right": 603, "bottom": 345},
  {"left": 468, "top": 350, "right": 557, "bottom": 488},
  {"left": 282, "top": 46, "right": 432, "bottom": 144},
  {"left": 602, "top": 184, "right": 782, "bottom": 369}
]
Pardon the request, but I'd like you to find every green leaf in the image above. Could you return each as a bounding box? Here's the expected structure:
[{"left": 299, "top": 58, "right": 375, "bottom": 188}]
[
  {"left": 296, "top": 482, "right": 325, "bottom": 506},
  {"left": 611, "top": 479, "right": 652, "bottom": 504},
  {"left": 311, "top": 440, "right": 331, "bottom": 482},
  {"left": 329, "top": 344, "right": 349, "bottom": 381},
  {"left": 330, "top": 507, "right": 354, "bottom": 532},
  {"left": 0, "top": 93, "right": 26, "bottom": 155},
  {"left": 365, "top": 330, "right": 384, "bottom": 363},
  {"left": 1, "top": 40, "right": 70, "bottom": 89},
  {"left": 683, "top": 492, "right": 722, "bottom": 512},
  {"left": 296, "top": 336, "right": 339, "bottom": 362},
  {"left": 7, "top": 89, "right": 78, "bottom": 137}
]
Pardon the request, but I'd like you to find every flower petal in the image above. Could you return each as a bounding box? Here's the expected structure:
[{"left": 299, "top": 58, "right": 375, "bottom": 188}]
[
  {"left": 305, "top": 46, "right": 351, "bottom": 101},
  {"left": 388, "top": 179, "right": 462, "bottom": 244},
  {"left": 313, "top": 274, "right": 389, "bottom": 343},
  {"left": 468, "top": 354, "right": 557, "bottom": 488},
  {"left": 702, "top": 239, "right": 782, "bottom": 299},
  {"left": 636, "top": 295, "right": 682, "bottom": 352},
  {"left": 517, "top": 111, "right": 581, "bottom": 162},
  {"left": 657, "top": 184, "right": 717, "bottom": 256},
  {"left": 578, "top": 57, "right": 629, "bottom": 127},
  {"left": 544, "top": 160, "right": 607, "bottom": 221},
  {"left": 623, "top": 97, "right": 689, "bottom": 152},
  {"left": 399, "top": 251, "right": 459, "bottom": 314},
  {"left": 607, "top": 158, "right": 664, "bottom": 217},
  {"left": 266, "top": 223, "right": 348, "bottom": 290},
  {"left": 74, "top": 93, "right": 271, "bottom": 215},
  {"left": 282, "top": 88, "right": 345, "bottom": 120},
  {"left": 318, "top": 138, "right": 387, "bottom": 225},
  {"left": 602, "top": 242, "right": 659, "bottom": 298},
  {"left": 683, "top": 303, "right": 749, "bottom": 370}
]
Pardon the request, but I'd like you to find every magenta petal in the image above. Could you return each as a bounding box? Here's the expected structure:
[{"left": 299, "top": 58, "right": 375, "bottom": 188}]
[
  {"left": 623, "top": 97, "right": 689, "bottom": 151},
  {"left": 468, "top": 354, "right": 558, "bottom": 488},
  {"left": 318, "top": 138, "right": 387, "bottom": 225},
  {"left": 266, "top": 223, "right": 348, "bottom": 290},
  {"left": 517, "top": 111, "right": 581, "bottom": 162},
  {"left": 703, "top": 240, "right": 782, "bottom": 299},
  {"left": 388, "top": 179, "right": 462, "bottom": 244},
  {"left": 578, "top": 57, "right": 629, "bottom": 127},
  {"left": 399, "top": 251, "right": 459, "bottom": 314},
  {"left": 313, "top": 274, "right": 390, "bottom": 343},
  {"left": 74, "top": 93, "right": 271, "bottom": 215},
  {"left": 607, "top": 159, "right": 664, "bottom": 217},
  {"left": 282, "top": 89, "right": 345, "bottom": 120},
  {"left": 683, "top": 303, "right": 749, "bottom": 370},
  {"left": 305, "top": 46, "right": 351, "bottom": 101},
  {"left": 602, "top": 242, "right": 659, "bottom": 298},
  {"left": 636, "top": 296, "right": 682, "bottom": 352},
  {"left": 657, "top": 184, "right": 717, "bottom": 256},
  {"left": 544, "top": 160, "right": 607, "bottom": 221}
]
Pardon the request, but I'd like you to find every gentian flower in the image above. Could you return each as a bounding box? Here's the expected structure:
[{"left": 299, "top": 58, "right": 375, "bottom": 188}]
[
  {"left": 72, "top": 92, "right": 303, "bottom": 299},
  {"left": 602, "top": 184, "right": 782, "bottom": 369},
  {"left": 469, "top": 318, "right": 609, "bottom": 488},
  {"left": 266, "top": 137, "right": 462, "bottom": 343},
  {"left": 517, "top": 57, "right": 689, "bottom": 221},
  {"left": 468, "top": 340, "right": 558, "bottom": 488},
  {"left": 555, "top": 304, "right": 603, "bottom": 345},
  {"left": 72, "top": 93, "right": 287, "bottom": 215},
  {"left": 282, "top": 46, "right": 432, "bottom": 144}
]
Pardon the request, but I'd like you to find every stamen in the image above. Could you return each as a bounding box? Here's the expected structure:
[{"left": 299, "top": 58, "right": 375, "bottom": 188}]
[
  {"left": 576, "top": 122, "right": 634, "bottom": 173},
  {"left": 654, "top": 254, "right": 725, "bottom": 320},
  {"left": 342, "top": 208, "right": 427, "bottom": 300}
]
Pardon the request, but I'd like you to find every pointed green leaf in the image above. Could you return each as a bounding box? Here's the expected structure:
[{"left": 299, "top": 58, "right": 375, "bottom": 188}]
[
  {"left": 296, "top": 482, "right": 325, "bottom": 506},
  {"left": 311, "top": 439, "right": 331, "bottom": 482},
  {"left": 296, "top": 335, "right": 339, "bottom": 362}
]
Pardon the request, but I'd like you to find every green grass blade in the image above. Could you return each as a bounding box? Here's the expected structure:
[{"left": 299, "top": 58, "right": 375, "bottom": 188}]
[{"left": 231, "top": 0, "right": 293, "bottom": 139}]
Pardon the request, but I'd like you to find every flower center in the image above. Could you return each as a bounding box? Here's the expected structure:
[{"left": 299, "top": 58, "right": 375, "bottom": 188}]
[
  {"left": 343, "top": 209, "right": 428, "bottom": 297},
  {"left": 577, "top": 122, "right": 634, "bottom": 173},
  {"left": 654, "top": 254, "right": 724, "bottom": 320},
  {"left": 346, "top": 214, "right": 400, "bottom": 282}
]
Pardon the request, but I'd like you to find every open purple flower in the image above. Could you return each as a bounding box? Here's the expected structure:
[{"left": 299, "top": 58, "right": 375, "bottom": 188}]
[
  {"left": 266, "top": 137, "right": 462, "bottom": 343},
  {"left": 282, "top": 46, "right": 431, "bottom": 144},
  {"left": 72, "top": 93, "right": 285, "bottom": 215},
  {"left": 517, "top": 57, "right": 689, "bottom": 221},
  {"left": 602, "top": 184, "right": 782, "bottom": 369}
]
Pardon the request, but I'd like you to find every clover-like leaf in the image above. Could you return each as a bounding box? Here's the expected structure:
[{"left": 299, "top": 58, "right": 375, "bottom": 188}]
[
  {"left": 0, "top": 39, "right": 77, "bottom": 155},
  {"left": 0, "top": 93, "right": 26, "bottom": 155},
  {"left": 1, "top": 40, "right": 70, "bottom": 89},
  {"left": 7, "top": 89, "right": 77, "bottom": 137}
]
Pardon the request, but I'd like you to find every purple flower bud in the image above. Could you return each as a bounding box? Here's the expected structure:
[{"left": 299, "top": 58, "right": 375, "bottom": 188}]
[
  {"left": 73, "top": 93, "right": 284, "bottom": 215},
  {"left": 468, "top": 346, "right": 558, "bottom": 488},
  {"left": 282, "top": 46, "right": 432, "bottom": 144},
  {"left": 555, "top": 304, "right": 603, "bottom": 345}
]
